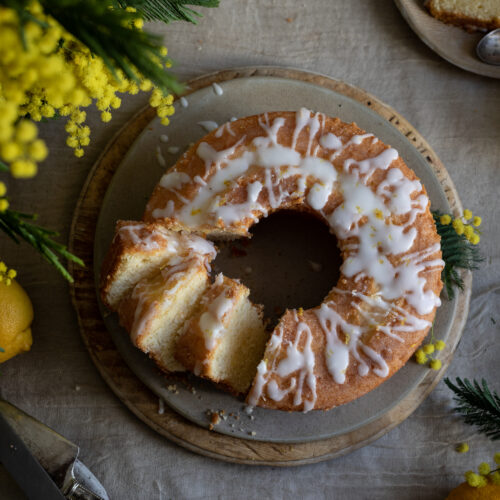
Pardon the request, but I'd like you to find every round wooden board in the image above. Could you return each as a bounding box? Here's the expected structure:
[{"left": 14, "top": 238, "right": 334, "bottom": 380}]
[
  {"left": 394, "top": 0, "right": 500, "bottom": 80},
  {"left": 68, "top": 67, "right": 471, "bottom": 466}
]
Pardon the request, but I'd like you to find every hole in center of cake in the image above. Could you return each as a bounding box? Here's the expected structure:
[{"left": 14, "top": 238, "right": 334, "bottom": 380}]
[{"left": 212, "top": 211, "right": 341, "bottom": 326}]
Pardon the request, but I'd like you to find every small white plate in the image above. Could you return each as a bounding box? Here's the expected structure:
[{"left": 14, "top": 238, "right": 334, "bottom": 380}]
[{"left": 395, "top": 0, "right": 500, "bottom": 79}]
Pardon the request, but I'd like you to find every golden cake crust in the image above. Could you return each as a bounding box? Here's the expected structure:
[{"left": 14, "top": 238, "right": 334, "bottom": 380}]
[{"left": 144, "top": 109, "right": 443, "bottom": 412}]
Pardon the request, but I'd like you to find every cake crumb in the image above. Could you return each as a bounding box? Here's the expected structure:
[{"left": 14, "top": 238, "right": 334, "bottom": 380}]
[
  {"left": 160, "top": 134, "right": 169, "bottom": 143},
  {"left": 207, "top": 410, "right": 222, "bottom": 430},
  {"left": 285, "top": 16, "right": 294, "bottom": 23},
  {"left": 167, "top": 384, "right": 177, "bottom": 392},
  {"left": 167, "top": 146, "right": 180, "bottom": 155},
  {"left": 74, "top": 385, "right": 81, "bottom": 392},
  {"left": 244, "top": 266, "right": 252, "bottom": 274},
  {"left": 158, "top": 398, "right": 165, "bottom": 415},
  {"left": 191, "top": 387, "right": 197, "bottom": 395},
  {"left": 250, "top": 431, "right": 257, "bottom": 436}
]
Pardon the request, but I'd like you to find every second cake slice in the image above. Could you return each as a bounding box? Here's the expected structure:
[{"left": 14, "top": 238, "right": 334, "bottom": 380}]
[
  {"left": 118, "top": 254, "right": 210, "bottom": 373},
  {"left": 175, "top": 274, "right": 268, "bottom": 395}
]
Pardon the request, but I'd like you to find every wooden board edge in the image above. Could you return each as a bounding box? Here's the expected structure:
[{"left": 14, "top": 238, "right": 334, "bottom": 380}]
[{"left": 68, "top": 66, "right": 471, "bottom": 465}]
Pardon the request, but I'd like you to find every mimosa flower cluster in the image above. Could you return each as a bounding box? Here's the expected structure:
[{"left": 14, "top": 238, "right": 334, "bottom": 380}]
[
  {"left": 0, "top": 2, "right": 174, "bottom": 199},
  {"left": 440, "top": 209, "right": 482, "bottom": 245},
  {"left": 464, "top": 453, "right": 500, "bottom": 488},
  {"left": 0, "top": 261, "right": 16, "bottom": 286}
]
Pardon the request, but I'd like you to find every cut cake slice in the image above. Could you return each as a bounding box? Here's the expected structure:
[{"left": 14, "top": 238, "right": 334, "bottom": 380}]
[
  {"left": 425, "top": 0, "right": 500, "bottom": 30},
  {"left": 117, "top": 255, "right": 210, "bottom": 373},
  {"left": 175, "top": 274, "right": 268, "bottom": 395},
  {"left": 100, "top": 220, "right": 215, "bottom": 310}
]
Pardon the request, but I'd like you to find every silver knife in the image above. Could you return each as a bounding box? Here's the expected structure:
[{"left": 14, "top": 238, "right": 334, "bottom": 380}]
[{"left": 0, "top": 399, "right": 109, "bottom": 500}]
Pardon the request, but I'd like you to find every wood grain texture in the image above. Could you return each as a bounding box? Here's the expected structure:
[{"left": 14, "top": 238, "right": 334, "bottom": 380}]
[
  {"left": 395, "top": 0, "right": 500, "bottom": 79},
  {"left": 68, "top": 67, "right": 471, "bottom": 466}
]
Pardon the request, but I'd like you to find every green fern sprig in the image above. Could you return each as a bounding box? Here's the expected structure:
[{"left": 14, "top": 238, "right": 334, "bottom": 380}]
[
  {"left": 432, "top": 211, "right": 483, "bottom": 299},
  {"left": 116, "top": 0, "right": 220, "bottom": 24},
  {"left": 0, "top": 208, "right": 84, "bottom": 283},
  {"left": 445, "top": 377, "right": 500, "bottom": 441}
]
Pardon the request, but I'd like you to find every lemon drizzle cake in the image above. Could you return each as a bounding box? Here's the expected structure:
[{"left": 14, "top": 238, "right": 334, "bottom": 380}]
[{"left": 143, "top": 108, "right": 444, "bottom": 411}]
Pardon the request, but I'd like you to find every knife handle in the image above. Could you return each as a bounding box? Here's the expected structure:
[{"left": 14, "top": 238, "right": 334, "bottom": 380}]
[
  {"left": 62, "top": 459, "right": 109, "bottom": 500},
  {"left": 65, "top": 480, "right": 105, "bottom": 500}
]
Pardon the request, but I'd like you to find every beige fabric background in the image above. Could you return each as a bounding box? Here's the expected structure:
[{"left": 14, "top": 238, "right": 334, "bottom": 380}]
[{"left": 1, "top": 1, "right": 499, "bottom": 498}]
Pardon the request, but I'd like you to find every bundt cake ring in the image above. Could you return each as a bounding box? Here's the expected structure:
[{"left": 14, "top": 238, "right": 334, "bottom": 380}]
[{"left": 100, "top": 107, "right": 444, "bottom": 413}]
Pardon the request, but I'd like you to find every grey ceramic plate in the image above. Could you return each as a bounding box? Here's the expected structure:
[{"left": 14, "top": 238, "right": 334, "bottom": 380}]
[{"left": 94, "top": 75, "right": 456, "bottom": 444}]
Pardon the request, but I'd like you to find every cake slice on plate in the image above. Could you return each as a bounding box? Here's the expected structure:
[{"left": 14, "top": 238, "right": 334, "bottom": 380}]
[
  {"left": 117, "top": 255, "right": 210, "bottom": 373},
  {"left": 100, "top": 220, "right": 215, "bottom": 310},
  {"left": 176, "top": 274, "right": 268, "bottom": 395},
  {"left": 426, "top": 0, "right": 500, "bottom": 31}
]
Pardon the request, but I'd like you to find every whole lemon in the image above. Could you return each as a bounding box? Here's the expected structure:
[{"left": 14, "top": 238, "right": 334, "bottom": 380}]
[
  {"left": 0, "top": 279, "right": 33, "bottom": 363},
  {"left": 446, "top": 482, "right": 500, "bottom": 500}
]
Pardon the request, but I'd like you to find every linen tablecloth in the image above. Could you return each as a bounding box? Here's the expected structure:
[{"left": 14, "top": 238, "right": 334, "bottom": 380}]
[{"left": 1, "top": 1, "right": 499, "bottom": 498}]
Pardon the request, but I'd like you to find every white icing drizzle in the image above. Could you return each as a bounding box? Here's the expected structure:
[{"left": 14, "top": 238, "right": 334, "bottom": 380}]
[
  {"left": 199, "top": 275, "right": 234, "bottom": 350},
  {"left": 320, "top": 132, "right": 342, "bottom": 150},
  {"left": 155, "top": 145, "right": 166, "bottom": 167},
  {"left": 117, "top": 223, "right": 177, "bottom": 253},
  {"left": 248, "top": 312, "right": 317, "bottom": 412},
  {"left": 215, "top": 121, "right": 235, "bottom": 138},
  {"left": 198, "top": 121, "right": 219, "bottom": 133},
  {"left": 150, "top": 108, "right": 444, "bottom": 409},
  {"left": 212, "top": 82, "right": 223, "bottom": 96}
]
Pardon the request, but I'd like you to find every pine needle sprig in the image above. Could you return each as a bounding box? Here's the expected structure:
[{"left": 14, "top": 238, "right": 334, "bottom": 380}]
[
  {"left": 0, "top": 208, "right": 84, "bottom": 283},
  {"left": 445, "top": 377, "right": 500, "bottom": 440},
  {"left": 432, "top": 211, "right": 483, "bottom": 299},
  {"left": 116, "top": 0, "right": 220, "bottom": 24}
]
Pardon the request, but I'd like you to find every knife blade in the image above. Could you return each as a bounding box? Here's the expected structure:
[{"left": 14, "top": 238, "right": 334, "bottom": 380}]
[
  {"left": 0, "top": 410, "right": 66, "bottom": 499},
  {"left": 0, "top": 399, "right": 109, "bottom": 500}
]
